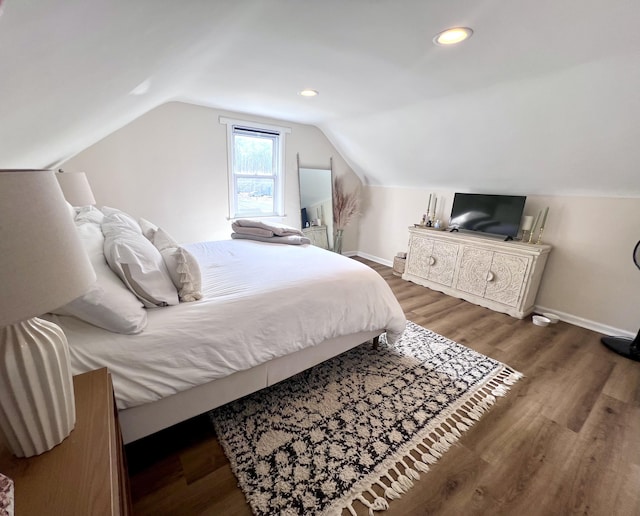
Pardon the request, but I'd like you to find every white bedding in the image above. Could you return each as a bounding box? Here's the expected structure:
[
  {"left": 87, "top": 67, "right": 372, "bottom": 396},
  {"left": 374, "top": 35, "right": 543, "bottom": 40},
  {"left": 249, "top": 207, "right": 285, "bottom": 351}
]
[{"left": 50, "top": 240, "right": 406, "bottom": 409}]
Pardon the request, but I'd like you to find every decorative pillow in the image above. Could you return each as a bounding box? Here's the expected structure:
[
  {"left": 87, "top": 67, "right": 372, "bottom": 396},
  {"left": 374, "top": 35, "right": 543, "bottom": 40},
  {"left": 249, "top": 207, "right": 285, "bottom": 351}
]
[
  {"left": 103, "top": 226, "right": 179, "bottom": 308},
  {"left": 50, "top": 219, "right": 148, "bottom": 334},
  {"left": 138, "top": 217, "right": 158, "bottom": 241},
  {"left": 101, "top": 206, "right": 142, "bottom": 234},
  {"left": 153, "top": 228, "right": 203, "bottom": 302}
]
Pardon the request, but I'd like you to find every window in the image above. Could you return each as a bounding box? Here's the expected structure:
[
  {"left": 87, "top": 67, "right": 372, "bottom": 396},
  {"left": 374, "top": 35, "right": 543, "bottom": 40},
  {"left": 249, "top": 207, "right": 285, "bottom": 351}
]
[{"left": 221, "top": 117, "right": 290, "bottom": 218}]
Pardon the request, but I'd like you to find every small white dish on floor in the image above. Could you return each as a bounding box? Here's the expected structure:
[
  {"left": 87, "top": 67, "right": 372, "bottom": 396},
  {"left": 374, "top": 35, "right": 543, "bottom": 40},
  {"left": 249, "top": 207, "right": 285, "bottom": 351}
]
[
  {"left": 542, "top": 312, "right": 560, "bottom": 324},
  {"left": 532, "top": 315, "right": 551, "bottom": 327}
]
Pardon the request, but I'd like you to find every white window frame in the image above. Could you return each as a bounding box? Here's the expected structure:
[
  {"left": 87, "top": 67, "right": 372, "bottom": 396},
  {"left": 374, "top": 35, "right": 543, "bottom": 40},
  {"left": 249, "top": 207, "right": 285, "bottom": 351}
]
[{"left": 220, "top": 116, "right": 290, "bottom": 219}]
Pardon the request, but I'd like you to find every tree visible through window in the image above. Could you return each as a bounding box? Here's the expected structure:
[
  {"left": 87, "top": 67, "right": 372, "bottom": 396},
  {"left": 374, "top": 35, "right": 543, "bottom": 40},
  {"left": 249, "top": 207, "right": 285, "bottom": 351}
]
[
  {"left": 233, "top": 129, "right": 277, "bottom": 216},
  {"left": 221, "top": 118, "right": 289, "bottom": 218}
]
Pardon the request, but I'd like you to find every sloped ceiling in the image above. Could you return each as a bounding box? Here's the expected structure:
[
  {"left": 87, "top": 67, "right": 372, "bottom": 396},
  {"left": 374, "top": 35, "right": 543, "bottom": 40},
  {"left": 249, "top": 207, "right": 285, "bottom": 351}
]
[{"left": 1, "top": 0, "right": 639, "bottom": 196}]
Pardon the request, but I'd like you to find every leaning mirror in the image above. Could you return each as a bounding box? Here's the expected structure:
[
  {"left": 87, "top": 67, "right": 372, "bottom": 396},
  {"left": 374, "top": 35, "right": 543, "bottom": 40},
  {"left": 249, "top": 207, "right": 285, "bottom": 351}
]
[{"left": 298, "top": 158, "right": 334, "bottom": 250}]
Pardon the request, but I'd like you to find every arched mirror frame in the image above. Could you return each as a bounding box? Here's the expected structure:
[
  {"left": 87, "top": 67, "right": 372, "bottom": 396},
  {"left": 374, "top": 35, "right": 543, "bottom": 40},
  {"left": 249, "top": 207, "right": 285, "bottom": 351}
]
[{"left": 297, "top": 154, "right": 334, "bottom": 250}]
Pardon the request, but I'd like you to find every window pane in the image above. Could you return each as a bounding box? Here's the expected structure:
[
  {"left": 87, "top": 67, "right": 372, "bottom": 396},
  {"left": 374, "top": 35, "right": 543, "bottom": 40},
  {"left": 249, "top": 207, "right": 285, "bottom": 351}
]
[
  {"left": 236, "top": 177, "right": 275, "bottom": 214},
  {"left": 234, "top": 134, "right": 274, "bottom": 176}
]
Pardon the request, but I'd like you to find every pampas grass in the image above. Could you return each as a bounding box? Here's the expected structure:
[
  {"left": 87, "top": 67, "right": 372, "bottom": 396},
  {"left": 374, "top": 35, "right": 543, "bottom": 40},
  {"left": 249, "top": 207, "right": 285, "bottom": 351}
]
[{"left": 333, "top": 176, "right": 360, "bottom": 230}]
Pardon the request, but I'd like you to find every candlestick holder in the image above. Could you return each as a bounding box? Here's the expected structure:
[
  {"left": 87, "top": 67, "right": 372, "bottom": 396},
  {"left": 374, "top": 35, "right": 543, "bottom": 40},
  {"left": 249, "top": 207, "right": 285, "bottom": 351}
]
[
  {"left": 536, "top": 226, "right": 545, "bottom": 245},
  {"left": 519, "top": 215, "right": 534, "bottom": 243}
]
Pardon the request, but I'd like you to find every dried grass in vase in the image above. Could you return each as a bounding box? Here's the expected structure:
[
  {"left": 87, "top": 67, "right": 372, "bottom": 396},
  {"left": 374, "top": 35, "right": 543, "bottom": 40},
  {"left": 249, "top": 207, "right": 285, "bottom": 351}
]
[
  {"left": 332, "top": 176, "right": 360, "bottom": 253},
  {"left": 333, "top": 176, "right": 361, "bottom": 230}
]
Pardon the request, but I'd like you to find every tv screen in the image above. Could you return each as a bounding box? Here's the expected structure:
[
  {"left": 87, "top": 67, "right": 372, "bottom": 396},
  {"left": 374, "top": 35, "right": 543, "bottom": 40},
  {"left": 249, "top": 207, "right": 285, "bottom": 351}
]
[{"left": 449, "top": 193, "right": 526, "bottom": 239}]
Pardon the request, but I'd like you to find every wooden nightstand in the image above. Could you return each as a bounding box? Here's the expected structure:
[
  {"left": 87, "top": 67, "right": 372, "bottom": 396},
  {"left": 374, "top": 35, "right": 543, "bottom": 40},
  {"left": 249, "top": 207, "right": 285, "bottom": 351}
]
[{"left": 0, "top": 368, "right": 131, "bottom": 515}]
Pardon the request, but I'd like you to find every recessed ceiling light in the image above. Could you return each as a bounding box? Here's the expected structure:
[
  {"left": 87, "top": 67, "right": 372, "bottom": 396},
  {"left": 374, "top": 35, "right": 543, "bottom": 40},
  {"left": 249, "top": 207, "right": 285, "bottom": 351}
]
[
  {"left": 299, "top": 89, "right": 319, "bottom": 97},
  {"left": 433, "top": 27, "right": 473, "bottom": 46}
]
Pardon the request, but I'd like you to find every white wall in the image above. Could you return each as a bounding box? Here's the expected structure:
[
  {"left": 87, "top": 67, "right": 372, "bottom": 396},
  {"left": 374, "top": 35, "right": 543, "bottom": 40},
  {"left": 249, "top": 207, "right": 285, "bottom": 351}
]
[
  {"left": 357, "top": 186, "right": 640, "bottom": 336},
  {"left": 61, "top": 101, "right": 361, "bottom": 251}
]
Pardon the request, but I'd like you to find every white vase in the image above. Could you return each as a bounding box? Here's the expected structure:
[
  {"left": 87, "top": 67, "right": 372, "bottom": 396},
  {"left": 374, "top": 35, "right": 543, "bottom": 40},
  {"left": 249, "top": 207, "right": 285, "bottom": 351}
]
[{"left": 0, "top": 318, "right": 76, "bottom": 457}]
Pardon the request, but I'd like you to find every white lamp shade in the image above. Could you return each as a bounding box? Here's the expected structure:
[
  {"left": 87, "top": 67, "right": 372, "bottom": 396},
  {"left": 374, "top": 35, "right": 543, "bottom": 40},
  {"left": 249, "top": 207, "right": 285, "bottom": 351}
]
[
  {"left": 0, "top": 170, "right": 96, "bottom": 326},
  {"left": 56, "top": 171, "right": 96, "bottom": 206}
]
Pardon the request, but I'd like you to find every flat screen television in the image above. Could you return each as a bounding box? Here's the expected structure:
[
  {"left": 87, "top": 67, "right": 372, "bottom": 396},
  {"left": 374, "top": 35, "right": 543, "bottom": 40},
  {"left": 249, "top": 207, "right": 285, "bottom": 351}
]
[{"left": 449, "top": 193, "right": 526, "bottom": 239}]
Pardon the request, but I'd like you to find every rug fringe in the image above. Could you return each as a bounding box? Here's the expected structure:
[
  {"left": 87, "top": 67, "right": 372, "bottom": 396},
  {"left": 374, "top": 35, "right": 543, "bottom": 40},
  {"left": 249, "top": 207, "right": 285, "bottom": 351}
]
[{"left": 340, "top": 365, "right": 523, "bottom": 515}]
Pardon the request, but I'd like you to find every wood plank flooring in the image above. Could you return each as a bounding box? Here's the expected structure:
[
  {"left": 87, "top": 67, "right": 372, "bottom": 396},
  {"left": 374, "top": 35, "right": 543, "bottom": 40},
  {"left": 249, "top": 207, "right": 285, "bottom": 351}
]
[{"left": 126, "top": 257, "right": 640, "bottom": 515}]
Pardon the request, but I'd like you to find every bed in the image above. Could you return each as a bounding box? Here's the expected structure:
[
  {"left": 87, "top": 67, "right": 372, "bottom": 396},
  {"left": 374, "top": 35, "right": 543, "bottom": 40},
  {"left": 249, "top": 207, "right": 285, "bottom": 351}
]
[{"left": 47, "top": 211, "right": 407, "bottom": 444}]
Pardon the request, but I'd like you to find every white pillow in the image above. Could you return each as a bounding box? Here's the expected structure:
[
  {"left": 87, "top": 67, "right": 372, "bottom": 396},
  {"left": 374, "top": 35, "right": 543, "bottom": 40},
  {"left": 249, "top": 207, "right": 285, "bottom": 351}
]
[
  {"left": 103, "top": 226, "right": 179, "bottom": 308},
  {"left": 153, "top": 228, "right": 203, "bottom": 302},
  {"left": 51, "top": 219, "right": 148, "bottom": 334},
  {"left": 138, "top": 217, "right": 158, "bottom": 241},
  {"left": 101, "top": 206, "right": 141, "bottom": 234},
  {"left": 75, "top": 205, "right": 104, "bottom": 225}
]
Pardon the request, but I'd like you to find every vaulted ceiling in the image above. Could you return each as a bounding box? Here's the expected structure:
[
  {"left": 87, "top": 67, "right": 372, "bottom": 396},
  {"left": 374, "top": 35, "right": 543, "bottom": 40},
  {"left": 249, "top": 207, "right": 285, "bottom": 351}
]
[{"left": 1, "top": 0, "right": 639, "bottom": 196}]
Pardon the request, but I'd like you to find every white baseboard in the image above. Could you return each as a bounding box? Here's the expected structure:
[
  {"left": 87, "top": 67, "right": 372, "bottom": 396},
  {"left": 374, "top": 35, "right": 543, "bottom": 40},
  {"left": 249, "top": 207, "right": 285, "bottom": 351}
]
[
  {"left": 533, "top": 305, "right": 636, "bottom": 339},
  {"left": 355, "top": 251, "right": 637, "bottom": 339},
  {"left": 354, "top": 251, "right": 393, "bottom": 267}
]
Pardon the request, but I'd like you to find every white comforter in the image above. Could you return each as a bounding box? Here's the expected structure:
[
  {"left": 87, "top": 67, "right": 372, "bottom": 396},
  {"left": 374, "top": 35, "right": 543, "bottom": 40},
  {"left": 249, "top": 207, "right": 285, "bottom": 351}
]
[{"left": 51, "top": 240, "right": 406, "bottom": 409}]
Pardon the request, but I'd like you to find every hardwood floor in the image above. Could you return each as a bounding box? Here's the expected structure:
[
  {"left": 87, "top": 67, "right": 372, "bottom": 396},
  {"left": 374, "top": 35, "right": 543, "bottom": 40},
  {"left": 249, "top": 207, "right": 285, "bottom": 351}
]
[{"left": 126, "top": 258, "right": 640, "bottom": 515}]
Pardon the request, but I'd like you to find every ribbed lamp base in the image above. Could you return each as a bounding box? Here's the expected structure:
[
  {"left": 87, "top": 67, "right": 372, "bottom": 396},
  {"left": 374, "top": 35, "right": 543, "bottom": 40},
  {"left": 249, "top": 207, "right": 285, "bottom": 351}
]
[{"left": 0, "top": 318, "right": 76, "bottom": 457}]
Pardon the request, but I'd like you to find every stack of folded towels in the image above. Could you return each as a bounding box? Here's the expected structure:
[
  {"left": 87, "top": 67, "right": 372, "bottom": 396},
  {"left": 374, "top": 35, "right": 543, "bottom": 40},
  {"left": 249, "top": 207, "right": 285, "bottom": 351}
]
[{"left": 231, "top": 219, "right": 311, "bottom": 245}]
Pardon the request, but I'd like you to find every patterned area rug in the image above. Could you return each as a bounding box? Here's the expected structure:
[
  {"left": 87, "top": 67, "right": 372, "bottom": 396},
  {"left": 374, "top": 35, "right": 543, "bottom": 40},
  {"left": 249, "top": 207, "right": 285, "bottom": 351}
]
[{"left": 211, "top": 321, "right": 522, "bottom": 515}]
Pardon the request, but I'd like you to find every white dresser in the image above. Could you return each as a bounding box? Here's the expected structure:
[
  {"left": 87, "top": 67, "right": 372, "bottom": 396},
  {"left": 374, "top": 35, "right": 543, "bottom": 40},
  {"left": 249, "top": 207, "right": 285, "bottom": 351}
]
[
  {"left": 302, "top": 225, "right": 329, "bottom": 249},
  {"left": 403, "top": 227, "right": 551, "bottom": 318}
]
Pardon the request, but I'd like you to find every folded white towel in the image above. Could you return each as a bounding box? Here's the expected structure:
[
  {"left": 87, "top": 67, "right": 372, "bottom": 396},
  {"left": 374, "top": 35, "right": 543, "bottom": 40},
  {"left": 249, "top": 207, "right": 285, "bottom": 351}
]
[
  {"left": 233, "top": 219, "right": 304, "bottom": 237},
  {"left": 231, "top": 223, "right": 274, "bottom": 238}
]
